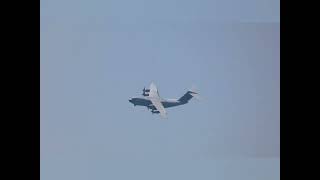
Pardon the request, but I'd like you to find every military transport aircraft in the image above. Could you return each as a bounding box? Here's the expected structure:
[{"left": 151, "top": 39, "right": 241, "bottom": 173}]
[{"left": 128, "top": 82, "right": 199, "bottom": 118}]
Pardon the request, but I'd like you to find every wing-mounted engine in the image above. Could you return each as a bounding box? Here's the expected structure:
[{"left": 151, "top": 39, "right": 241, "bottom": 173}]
[
  {"left": 147, "top": 105, "right": 159, "bottom": 114},
  {"left": 151, "top": 110, "right": 160, "bottom": 114},
  {"left": 147, "top": 104, "right": 156, "bottom": 110},
  {"left": 142, "top": 87, "right": 150, "bottom": 96}
]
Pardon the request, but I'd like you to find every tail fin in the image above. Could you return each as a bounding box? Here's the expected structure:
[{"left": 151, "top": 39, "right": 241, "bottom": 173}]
[{"left": 178, "top": 90, "right": 199, "bottom": 103}]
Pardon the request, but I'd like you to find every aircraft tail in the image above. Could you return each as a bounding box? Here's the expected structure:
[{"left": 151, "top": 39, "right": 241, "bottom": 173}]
[{"left": 178, "top": 90, "right": 199, "bottom": 103}]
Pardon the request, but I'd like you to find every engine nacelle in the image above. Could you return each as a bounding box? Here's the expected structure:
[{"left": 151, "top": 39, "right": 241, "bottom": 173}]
[
  {"left": 148, "top": 104, "right": 156, "bottom": 110},
  {"left": 142, "top": 88, "right": 150, "bottom": 96},
  {"left": 142, "top": 92, "right": 149, "bottom": 96},
  {"left": 151, "top": 110, "right": 160, "bottom": 114}
]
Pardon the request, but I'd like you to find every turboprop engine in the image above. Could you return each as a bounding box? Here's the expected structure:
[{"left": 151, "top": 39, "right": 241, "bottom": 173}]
[
  {"left": 151, "top": 110, "right": 160, "bottom": 114},
  {"left": 142, "top": 87, "right": 150, "bottom": 96}
]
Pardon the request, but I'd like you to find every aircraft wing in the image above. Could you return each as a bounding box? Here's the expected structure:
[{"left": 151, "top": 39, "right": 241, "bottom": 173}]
[
  {"left": 148, "top": 82, "right": 158, "bottom": 97},
  {"left": 149, "top": 97, "right": 167, "bottom": 118},
  {"left": 147, "top": 82, "right": 167, "bottom": 118}
]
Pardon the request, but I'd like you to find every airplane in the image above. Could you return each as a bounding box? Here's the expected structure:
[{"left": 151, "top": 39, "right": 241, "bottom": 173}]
[{"left": 128, "top": 82, "right": 199, "bottom": 118}]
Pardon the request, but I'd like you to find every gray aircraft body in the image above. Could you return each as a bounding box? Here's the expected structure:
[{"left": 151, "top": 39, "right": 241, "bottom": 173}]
[{"left": 129, "top": 82, "right": 199, "bottom": 118}]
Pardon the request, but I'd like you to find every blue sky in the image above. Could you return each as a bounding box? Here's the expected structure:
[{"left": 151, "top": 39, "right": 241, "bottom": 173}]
[{"left": 41, "top": 0, "right": 279, "bottom": 179}]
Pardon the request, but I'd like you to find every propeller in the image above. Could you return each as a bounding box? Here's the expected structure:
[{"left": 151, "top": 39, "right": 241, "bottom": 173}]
[{"left": 142, "top": 87, "right": 146, "bottom": 96}]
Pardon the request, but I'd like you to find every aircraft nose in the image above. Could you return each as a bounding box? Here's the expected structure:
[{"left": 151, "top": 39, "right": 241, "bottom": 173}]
[{"left": 128, "top": 98, "right": 133, "bottom": 103}]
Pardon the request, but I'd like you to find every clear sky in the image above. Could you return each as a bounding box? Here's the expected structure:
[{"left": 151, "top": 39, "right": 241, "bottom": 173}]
[{"left": 41, "top": 0, "right": 279, "bottom": 180}]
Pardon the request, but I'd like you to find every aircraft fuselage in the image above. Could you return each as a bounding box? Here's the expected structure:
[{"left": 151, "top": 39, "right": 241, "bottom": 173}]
[{"left": 128, "top": 96, "right": 186, "bottom": 109}]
